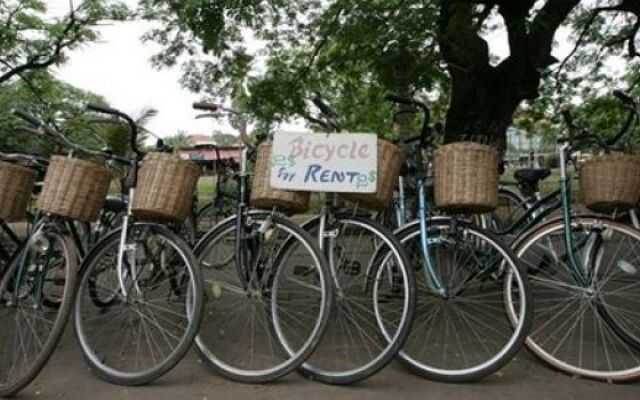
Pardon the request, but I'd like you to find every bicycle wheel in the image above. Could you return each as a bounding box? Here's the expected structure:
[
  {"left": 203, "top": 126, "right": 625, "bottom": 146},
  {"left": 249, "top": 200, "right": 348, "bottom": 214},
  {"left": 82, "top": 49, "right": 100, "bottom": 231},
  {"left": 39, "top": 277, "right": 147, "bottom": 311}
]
[
  {"left": 74, "top": 223, "right": 203, "bottom": 386},
  {"left": 508, "top": 216, "right": 640, "bottom": 381},
  {"left": 196, "top": 194, "right": 236, "bottom": 237},
  {"left": 293, "top": 215, "right": 415, "bottom": 385},
  {"left": 490, "top": 187, "right": 528, "bottom": 235},
  {"left": 0, "top": 225, "right": 76, "bottom": 397},
  {"left": 390, "top": 219, "right": 531, "bottom": 381},
  {"left": 194, "top": 212, "right": 332, "bottom": 383}
]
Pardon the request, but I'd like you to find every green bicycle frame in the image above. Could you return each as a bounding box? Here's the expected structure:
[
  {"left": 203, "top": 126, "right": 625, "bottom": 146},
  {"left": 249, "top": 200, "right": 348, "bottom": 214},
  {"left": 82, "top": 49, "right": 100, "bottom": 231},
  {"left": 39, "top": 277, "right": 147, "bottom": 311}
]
[{"left": 558, "top": 142, "right": 590, "bottom": 287}]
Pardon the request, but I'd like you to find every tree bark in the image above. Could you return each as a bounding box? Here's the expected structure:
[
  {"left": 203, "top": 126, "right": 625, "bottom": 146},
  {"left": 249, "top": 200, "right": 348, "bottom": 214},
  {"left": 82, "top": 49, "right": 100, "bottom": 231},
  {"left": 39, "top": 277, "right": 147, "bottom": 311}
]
[
  {"left": 390, "top": 46, "right": 417, "bottom": 148},
  {"left": 438, "top": 0, "right": 581, "bottom": 151}
]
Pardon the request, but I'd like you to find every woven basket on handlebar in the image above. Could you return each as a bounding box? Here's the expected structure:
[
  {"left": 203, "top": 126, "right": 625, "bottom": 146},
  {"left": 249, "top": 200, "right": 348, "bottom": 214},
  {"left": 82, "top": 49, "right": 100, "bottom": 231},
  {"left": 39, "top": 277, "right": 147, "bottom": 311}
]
[
  {"left": 434, "top": 142, "right": 498, "bottom": 213},
  {"left": 0, "top": 160, "right": 37, "bottom": 222},
  {"left": 132, "top": 153, "right": 200, "bottom": 223},
  {"left": 341, "top": 139, "right": 405, "bottom": 210},
  {"left": 250, "top": 142, "right": 310, "bottom": 212},
  {"left": 37, "top": 156, "right": 113, "bottom": 222},
  {"left": 579, "top": 153, "right": 640, "bottom": 212}
]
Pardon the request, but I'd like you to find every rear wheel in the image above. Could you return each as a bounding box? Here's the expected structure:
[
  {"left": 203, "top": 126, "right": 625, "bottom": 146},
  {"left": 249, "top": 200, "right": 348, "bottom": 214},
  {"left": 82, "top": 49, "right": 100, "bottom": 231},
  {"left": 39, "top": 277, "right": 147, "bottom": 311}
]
[{"left": 509, "top": 217, "right": 640, "bottom": 382}]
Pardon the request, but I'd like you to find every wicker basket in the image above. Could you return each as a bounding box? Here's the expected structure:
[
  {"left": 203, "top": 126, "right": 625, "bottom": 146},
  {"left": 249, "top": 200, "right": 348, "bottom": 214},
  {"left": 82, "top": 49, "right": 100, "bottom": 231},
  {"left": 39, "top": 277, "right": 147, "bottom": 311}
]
[
  {"left": 579, "top": 153, "right": 640, "bottom": 212},
  {"left": 341, "top": 140, "right": 405, "bottom": 210},
  {"left": 250, "top": 142, "right": 310, "bottom": 212},
  {"left": 434, "top": 142, "right": 499, "bottom": 213},
  {"left": 0, "top": 160, "right": 37, "bottom": 222},
  {"left": 37, "top": 156, "right": 113, "bottom": 222},
  {"left": 132, "top": 153, "right": 200, "bottom": 222}
]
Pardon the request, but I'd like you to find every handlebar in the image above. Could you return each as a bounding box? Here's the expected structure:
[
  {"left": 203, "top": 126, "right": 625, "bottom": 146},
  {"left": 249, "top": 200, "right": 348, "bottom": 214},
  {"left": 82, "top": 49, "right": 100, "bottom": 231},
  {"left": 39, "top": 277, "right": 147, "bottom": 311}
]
[
  {"left": 558, "top": 91, "right": 638, "bottom": 151},
  {"left": 193, "top": 101, "right": 219, "bottom": 112},
  {"left": 312, "top": 95, "right": 336, "bottom": 118},
  {"left": 86, "top": 103, "right": 141, "bottom": 157},
  {"left": 384, "top": 93, "right": 432, "bottom": 148},
  {"left": 0, "top": 151, "right": 48, "bottom": 169},
  {"left": 13, "top": 109, "right": 131, "bottom": 165},
  {"left": 613, "top": 90, "right": 637, "bottom": 107}
]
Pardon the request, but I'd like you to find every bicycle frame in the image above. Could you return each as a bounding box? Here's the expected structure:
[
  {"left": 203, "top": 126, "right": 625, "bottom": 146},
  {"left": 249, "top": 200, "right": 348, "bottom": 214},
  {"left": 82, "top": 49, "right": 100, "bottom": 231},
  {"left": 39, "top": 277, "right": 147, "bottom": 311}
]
[
  {"left": 492, "top": 142, "right": 592, "bottom": 287},
  {"left": 3, "top": 211, "right": 84, "bottom": 305}
]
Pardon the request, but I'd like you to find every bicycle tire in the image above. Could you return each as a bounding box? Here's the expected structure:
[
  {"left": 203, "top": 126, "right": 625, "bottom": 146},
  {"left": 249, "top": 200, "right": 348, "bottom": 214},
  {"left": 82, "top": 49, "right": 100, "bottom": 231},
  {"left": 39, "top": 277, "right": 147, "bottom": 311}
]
[
  {"left": 74, "top": 223, "right": 203, "bottom": 386},
  {"left": 509, "top": 216, "right": 640, "bottom": 382},
  {"left": 0, "top": 227, "right": 77, "bottom": 397},
  {"left": 193, "top": 212, "right": 332, "bottom": 383},
  {"left": 293, "top": 214, "right": 416, "bottom": 385},
  {"left": 391, "top": 219, "right": 532, "bottom": 382}
]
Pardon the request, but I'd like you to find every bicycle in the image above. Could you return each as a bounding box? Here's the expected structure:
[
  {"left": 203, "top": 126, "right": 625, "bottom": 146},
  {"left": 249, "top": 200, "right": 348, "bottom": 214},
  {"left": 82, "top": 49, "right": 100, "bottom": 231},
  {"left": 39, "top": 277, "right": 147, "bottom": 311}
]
[
  {"left": 378, "top": 94, "right": 532, "bottom": 382},
  {"left": 277, "top": 96, "right": 416, "bottom": 385},
  {"left": 500, "top": 91, "right": 640, "bottom": 381},
  {"left": 0, "top": 119, "right": 108, "bottom": 396},
  {"left": 11, "top": 106, "right": 205, "bottom": 387},
  {"left": 190, "top": 101, "right": 334, "bottom": 383}
]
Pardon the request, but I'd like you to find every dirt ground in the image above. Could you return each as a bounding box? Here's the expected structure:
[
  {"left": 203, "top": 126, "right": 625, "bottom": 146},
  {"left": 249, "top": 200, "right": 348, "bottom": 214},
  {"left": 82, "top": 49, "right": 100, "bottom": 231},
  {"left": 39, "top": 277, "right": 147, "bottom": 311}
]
[{"left": 15, "top": 328, "right": 640, "bottom": 400}]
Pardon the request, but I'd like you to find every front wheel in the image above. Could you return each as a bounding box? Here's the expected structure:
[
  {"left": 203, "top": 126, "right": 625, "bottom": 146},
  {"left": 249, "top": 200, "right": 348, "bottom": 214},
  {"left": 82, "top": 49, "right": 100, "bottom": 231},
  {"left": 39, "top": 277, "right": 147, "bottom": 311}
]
[
  {"left": 194, "top": 212, "right": 332, "bottom": 383},
  {"left": 392, "top": 220, "right": 532, "bottom": 382},
  {"left": 0, "top": 225, "right": 77, "bottom": 397},
  {"left": 74, "top": 223, "right": 203, "bottom": 386},
  {"left": 295, "top": 215, "right": 416, "bottom": 385}
]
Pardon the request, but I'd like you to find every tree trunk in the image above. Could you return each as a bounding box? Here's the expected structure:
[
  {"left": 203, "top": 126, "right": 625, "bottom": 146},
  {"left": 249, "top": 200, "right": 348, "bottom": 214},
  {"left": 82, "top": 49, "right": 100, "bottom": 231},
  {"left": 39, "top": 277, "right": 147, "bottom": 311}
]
[
  {"left": 390, "top": 46, "right": 417, "bottom": 150},
  {"left": 438, "top": 0, "right": 580, "bottom": 152},
  {"left": 443, "top": 65, "right": 525, "bottom": 152}
]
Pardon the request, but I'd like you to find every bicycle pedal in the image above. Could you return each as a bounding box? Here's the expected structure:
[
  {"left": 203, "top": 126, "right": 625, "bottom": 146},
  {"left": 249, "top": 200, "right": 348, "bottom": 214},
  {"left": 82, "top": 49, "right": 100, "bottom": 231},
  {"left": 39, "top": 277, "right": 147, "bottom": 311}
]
[
  {"left": 323, "top": 229, "right": 339, "bottom": 239},
  {"left": 293, "top": 265, "right": 315, "bottom": 276},
  {"left": 617, "top": 260, "right": 638, "bottom": 275}
]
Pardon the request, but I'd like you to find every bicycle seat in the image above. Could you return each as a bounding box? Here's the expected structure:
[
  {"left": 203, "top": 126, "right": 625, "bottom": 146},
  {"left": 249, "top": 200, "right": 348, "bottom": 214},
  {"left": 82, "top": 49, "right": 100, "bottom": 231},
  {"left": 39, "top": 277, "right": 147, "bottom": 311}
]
[
  {"left": 103, "top": 197, "right": 126, "bottom": 213},
  {"left": 514, "top": 168, "right": 551, "bottom": 185}
]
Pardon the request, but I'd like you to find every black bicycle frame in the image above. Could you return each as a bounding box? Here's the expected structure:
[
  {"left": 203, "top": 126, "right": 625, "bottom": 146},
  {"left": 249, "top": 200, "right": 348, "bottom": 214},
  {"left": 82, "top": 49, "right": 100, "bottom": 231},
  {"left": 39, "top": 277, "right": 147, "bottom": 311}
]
[{"left": 493, "top": 188, "right": 563, "bottom": 238}]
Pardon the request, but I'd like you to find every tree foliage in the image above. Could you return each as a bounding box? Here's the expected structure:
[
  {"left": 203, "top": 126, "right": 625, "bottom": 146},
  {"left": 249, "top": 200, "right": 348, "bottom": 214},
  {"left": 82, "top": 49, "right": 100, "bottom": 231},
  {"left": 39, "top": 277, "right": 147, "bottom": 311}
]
[
  {"left": 0, "top": 71, "right": 106, "bottom": 154},
  {"left": 140, "top": 0, "right": 640, "bottom": 147},
  {"left": 0, "top": 0, "right": 129, "bottom": 85}
]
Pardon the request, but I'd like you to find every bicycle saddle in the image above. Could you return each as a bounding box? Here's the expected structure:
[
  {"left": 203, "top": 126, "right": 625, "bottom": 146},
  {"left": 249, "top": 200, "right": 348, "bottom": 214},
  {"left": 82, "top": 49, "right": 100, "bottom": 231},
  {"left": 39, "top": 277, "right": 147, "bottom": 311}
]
[{"left": 514, "top": 168, "right": 551, "bottom": 185}]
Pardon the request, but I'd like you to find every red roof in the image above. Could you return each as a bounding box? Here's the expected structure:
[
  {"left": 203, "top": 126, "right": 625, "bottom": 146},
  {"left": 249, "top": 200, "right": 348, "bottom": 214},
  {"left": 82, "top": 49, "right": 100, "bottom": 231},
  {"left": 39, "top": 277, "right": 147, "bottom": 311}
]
[{"left": 187, "top": 134, "right": 217, "bottom": 146}]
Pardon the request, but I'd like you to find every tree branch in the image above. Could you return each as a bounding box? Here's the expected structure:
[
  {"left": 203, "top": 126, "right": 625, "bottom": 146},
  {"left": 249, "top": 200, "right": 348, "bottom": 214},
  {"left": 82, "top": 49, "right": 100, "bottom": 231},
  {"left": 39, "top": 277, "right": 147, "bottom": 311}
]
[
  {"left": 0, "top": 2, "right": 92, "bottom": 85},
  {"left": 529, "top": 0, "right": 581, "bottom": 67}
]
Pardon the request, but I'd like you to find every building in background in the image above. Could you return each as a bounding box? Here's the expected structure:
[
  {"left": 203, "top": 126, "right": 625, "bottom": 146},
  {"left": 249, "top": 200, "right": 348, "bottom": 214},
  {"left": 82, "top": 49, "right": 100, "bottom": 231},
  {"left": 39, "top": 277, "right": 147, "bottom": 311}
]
[{"left": 177, "top": 134, "right": 241, "bottom": 174}]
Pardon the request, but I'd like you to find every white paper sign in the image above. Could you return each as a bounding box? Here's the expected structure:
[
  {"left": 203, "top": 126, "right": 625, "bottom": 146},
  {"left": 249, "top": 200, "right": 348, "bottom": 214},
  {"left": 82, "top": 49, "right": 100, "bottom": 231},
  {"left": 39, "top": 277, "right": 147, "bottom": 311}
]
[{"left": 270, "top": 131, "right": 378, "bottom": 193}]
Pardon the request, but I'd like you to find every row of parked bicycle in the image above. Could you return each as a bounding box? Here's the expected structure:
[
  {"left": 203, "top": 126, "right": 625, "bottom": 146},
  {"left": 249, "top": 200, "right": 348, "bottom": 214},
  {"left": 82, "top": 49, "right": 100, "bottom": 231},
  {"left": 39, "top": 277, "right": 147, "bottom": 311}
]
[{"left": 1, "top": 91, "right": 640, "bottom": 397}]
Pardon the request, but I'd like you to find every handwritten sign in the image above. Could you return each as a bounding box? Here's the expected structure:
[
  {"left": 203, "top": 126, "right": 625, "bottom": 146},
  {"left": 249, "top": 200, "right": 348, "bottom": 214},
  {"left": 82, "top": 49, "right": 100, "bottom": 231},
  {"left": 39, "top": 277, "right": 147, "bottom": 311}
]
[{"left": 270, "top": 131, "right": 378, "bottom": 193}]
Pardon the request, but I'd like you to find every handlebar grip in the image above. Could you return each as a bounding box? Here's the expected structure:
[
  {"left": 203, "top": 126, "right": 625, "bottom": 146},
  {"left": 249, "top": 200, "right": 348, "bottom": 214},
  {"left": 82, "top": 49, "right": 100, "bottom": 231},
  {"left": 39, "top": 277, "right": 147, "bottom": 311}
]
[
  {"left": 613, "top": 90, "right": 637, "bottom": 107},
  {"left": 86, "top": 103, "right": 119, "bottom": 115},
  {"left": 384, "top": 94, "right": 415, "bottom": 106},
  {"left": 193, "top": 102, "right": 219, "bottom": 112},
  {"left": 311, "top": 96, "right": 335, "bottom": 117},
  {"left": 12, "top": 110, "right": 44, "bottom": 128}
]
